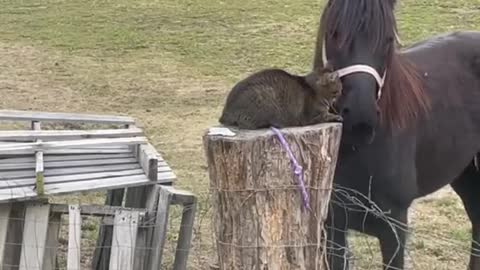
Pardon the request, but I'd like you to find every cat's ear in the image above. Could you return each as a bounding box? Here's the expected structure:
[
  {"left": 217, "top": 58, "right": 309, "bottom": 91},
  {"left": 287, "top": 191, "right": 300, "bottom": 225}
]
[
  {"left": 305, "top": 64, "right": 333, "bottom": 91},
  {"left": 305, "top": 70, "right": 320, "bottom": 91}
]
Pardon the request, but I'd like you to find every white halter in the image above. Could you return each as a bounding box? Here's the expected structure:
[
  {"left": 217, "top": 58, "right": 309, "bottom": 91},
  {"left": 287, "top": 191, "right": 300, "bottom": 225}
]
[{"left": 322, "top": 38, "right": 387, "bottom": 100}]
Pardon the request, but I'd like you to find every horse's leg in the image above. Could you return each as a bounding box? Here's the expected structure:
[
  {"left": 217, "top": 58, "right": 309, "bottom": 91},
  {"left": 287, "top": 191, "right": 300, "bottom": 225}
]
[
  {"left": 326, "top": 227, "right": 350, "bottom": 269},
  {"left": 379, "top": 212, "right": 407, "bottom": 270},
  {"left": 369, "top": 206, "right": 408, "bottom": 270},
  {"left": 451, "top": 162, "right": 480, "bottom": 270},
  {"left": 325, "top": 205, "right": 352, "bottom": 270}
]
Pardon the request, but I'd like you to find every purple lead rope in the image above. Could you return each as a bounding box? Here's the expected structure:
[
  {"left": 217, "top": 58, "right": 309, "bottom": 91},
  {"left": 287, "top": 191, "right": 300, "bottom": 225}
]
[{"left": 270, "top": 127, "right": 310, "bottom": 211}]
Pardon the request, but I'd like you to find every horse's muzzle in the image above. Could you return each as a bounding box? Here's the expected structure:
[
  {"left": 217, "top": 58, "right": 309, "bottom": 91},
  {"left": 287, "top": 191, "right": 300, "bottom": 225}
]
[{"left": 342, "top": 122, "right": 376, "bottom": 146}]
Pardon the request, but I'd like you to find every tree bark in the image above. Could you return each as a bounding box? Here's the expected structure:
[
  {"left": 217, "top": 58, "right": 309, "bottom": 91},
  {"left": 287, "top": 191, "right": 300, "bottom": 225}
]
[{"left": 203, "top": 123, "right": 342, "bottom": 270}]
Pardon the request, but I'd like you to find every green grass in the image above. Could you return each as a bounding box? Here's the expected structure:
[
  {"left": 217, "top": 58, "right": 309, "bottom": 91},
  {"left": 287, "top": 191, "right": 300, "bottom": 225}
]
[
  {"left": 0, "top": 0, "right": 479, "bottom": 269},
  {"left": 2, "top": 0, "right": 477, "bottom": 80}
]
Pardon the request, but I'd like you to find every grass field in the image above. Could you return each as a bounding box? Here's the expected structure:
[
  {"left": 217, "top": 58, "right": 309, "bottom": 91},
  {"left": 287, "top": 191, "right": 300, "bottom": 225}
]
[{"left": 1, "top": 0, "right": 480, "bottom": 269}]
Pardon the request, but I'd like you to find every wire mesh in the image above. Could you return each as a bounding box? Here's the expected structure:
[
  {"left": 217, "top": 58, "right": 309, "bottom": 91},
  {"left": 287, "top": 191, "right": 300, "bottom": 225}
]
[
  {"left": 2, "top": 186, "right": 478, "bottom": 269},
  {"left": 0, "top": 183, "right": 474, "bottom": 270}
]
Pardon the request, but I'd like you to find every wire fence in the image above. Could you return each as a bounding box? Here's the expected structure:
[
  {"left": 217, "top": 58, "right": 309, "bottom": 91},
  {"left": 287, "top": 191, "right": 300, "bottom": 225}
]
[
  {"left": 0, "top": 183, "right": 473, "bottom": 270},
  {"left": 175, "top": 185, "right": 468, "bottom": 270},
  {"left": 199, "top": 183, "right": 472, "bottom": 270}
]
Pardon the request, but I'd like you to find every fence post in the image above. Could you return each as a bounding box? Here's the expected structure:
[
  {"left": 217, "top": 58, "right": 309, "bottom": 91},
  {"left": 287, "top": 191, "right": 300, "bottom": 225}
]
[{"left": 203, "top": 123, "right": 341, "bottom": 269}]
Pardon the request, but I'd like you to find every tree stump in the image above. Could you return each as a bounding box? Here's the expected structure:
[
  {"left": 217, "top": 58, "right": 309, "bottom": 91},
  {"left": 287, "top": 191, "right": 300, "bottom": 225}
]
[{"left": 203, "top": 123, "right": 342, "bottom": 270}]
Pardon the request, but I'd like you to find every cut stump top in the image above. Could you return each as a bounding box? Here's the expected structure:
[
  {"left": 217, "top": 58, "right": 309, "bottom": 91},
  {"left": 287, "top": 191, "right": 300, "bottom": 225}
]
[{"left": 205, "top": 123, "right": 342, "bottom": 141}]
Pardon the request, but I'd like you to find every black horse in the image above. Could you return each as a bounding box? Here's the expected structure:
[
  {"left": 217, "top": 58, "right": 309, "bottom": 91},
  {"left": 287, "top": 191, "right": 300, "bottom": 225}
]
[{"left": 314, "top": 0, "right": 480, "bottom": 269}]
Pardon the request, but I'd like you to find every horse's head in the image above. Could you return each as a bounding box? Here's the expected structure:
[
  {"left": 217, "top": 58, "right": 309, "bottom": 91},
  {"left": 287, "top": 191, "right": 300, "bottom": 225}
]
[{"left": 316, "top": 0, "right": 399, "bottom": 145}]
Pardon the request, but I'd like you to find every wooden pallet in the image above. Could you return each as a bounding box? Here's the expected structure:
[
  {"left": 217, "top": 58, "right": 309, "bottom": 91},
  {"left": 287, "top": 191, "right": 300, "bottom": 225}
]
[
  {"left": 0, "top": 109, "right": 176, "bottom": 202},
  {"left": 0, "top": 110, "right": 194, "bottom": 269},
  {"left": 0, "top": 185, "right": 196, "bottom": 270}
]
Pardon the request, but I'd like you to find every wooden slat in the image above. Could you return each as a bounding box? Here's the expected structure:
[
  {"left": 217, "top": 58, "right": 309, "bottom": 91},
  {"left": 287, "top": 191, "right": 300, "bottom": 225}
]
[
  {"left": 0, "top": 175, "right": 149, "bottom": 202},
  {"left": 148, "top": 187, "right": 173, "bottom": 270},
  {"left": 122, "top": 124, "right": 146, "bottom": 204},
  {"left": 158, "top": 163, "right": 173, "bottom": 170},
  {"left": 68, "top": 205, "right": 82, "bottom": 270},
  {"left": 64, "top": 145, "right": 132, "bottom": 149},
  {"left": 0, "top": 169, "right": 146, "bottom": 189},
  {"left": 110, "top": 210, "right": 140, "bottom": 270},
  {"left": 0, "top": 157, "right": 138, "bottom": 170},
  {"left": 0, "top": 164, "right": 142, "bottom": 179},
  {"left": 135, "top": 185, "right": 161, "bottom": 269},
  {"left": 158, "top": 171, "right": 176, "bottom": 184},
  {"left": 140, "top": 144, "right": 176, "bottom": 184},
  {"left": 19, "top": 203, "right": 50, "bottom": 270},
  {"left": 0, "top": 153, "right": 135, "bottom": 164},
  {"left": 0, "top": 186, "right": 37, "bottom": 201},
  {"left": 0, "top": 141, "right": 134, "bottom": 146},
  {"left": 138, "top": 144, "right": 158, "bottom": 181},
  {"left": 43, "top": 212, "right": 61, "bottom": 270},
  {"left": 0, "top": 128, "right": 143, "bottom": 141},
  {"left": 170, "top": 188, "right": 197, "bottom": 270},
  {"left": 158, "top": 165, "right": 173, "bottom": 173},
  {"left": 158, "top": 159, "right": 168, "bottom": 167},
  {"left": 92, "top": 189, "right": 126, "bottom": 270},
  {"left": 40, "top": 169, "right": 144, "bottom": 185},
  {"left": 0, "top": 153, "right": 150, "bottom": 165},
  {"left": 35, "top": 150, "right": 45, "bottom": 195},
  {"left": 0, "top": 204, "right": 11, "bottom": 265},
  {"left": 51, "top": 204, "right": 147, "bottom": 217},
  {"left": 165, "top": 186, "right": 196, "bottom": 206},
  {"left": 0, "top": 167, "right": 174, "bottom": 189},
  {"left": 3, "top": 202, "right": 26, "bottom": 268},
  {"left": 33, "top": 121, "right": 45, "bottom": 195},
  {"left": 0, "top": 137, "right": 147, "bottom": 154},
  {"left": 0, "top": 109, "right": 135, "bottom": 124},
  {"left": 0, "top": 148, "right": 134, "bottom": 155},
  {"left": 45, "top": 175, "right": 151, "bottom": 196},
  {"left": 125, "top": 185, "right": 152, "bottom": 270}
]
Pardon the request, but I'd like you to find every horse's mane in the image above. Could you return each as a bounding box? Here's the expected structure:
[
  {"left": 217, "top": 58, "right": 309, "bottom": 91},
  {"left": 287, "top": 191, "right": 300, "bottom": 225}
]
[{"left": 315, "top": 0, "right": 430, "bottom": 131}]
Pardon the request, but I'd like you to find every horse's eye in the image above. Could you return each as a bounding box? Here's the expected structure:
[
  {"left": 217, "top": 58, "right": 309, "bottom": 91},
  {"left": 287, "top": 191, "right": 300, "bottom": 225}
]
[
  {"left": 330, "top": 31, "right": 338, "bottom": 40},
  {"left": 331, "top": 31, "right": 341, "bottom": 47},
  {"left": 382, "top": 36, "right": 395, "bottom": 54}
]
